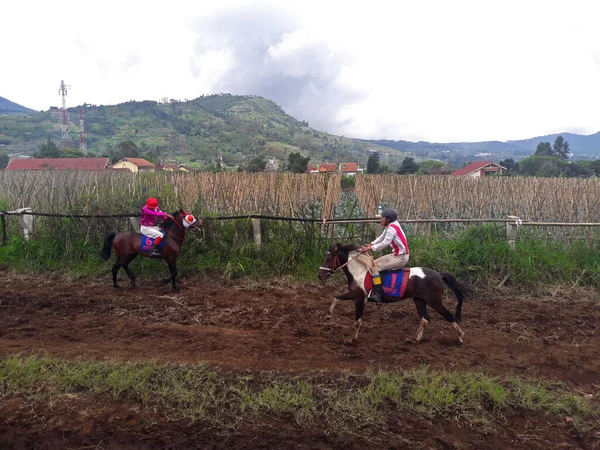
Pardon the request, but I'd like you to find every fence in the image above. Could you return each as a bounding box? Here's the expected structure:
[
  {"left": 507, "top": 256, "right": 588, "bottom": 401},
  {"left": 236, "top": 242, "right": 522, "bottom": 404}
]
[{"left": 2, "top": 208, "right": 599, "bottom": 250}]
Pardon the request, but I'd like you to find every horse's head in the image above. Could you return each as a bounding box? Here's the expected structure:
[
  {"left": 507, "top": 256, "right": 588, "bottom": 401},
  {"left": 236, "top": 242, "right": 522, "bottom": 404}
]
[
  {"left": 179, "top": 208, "right": 203, "bottom": 230},
  {"left": 317, "top": 242, "right": 358, "bottom": 280},
  {"left": 165, "top": 209, "right": 203, "bottom": 231}
]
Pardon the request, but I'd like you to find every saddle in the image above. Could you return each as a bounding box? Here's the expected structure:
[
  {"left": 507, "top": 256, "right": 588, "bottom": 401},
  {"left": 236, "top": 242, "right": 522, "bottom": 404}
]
[
  {"left": 364, "top": 268, "right": 410, "bottom": 298},
  {"left": 140, "top": 235, "right": 165, "bottom": 253}
]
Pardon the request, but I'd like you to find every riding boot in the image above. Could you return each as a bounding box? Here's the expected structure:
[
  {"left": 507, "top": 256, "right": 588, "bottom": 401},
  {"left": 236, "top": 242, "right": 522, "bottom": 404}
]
[
  {"left": 150, "top": 236, "right": 163, "bottom": 257},
  {"left": 368, "top": 274, "right": 384, "bottom": 302}
]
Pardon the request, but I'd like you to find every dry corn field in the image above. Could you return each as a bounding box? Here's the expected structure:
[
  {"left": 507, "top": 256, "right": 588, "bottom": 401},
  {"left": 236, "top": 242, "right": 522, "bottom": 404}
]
[{"left": 1, "top": 171, "right": 599, "bottom": 223}]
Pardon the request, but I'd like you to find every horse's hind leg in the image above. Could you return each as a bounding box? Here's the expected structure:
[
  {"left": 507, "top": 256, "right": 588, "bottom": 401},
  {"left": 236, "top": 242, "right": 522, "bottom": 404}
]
[
  {"left": 112, "top": 263, "right": 121, "bottom": 289},
  {"left": 427, "top": 297, "right": 465, "bottom": 344},
  {"left": 122, "top": 254, "right": 138, "bottom": 288},
  {"left": 411, "top": 297, "right": 431, "bottom": 343}
]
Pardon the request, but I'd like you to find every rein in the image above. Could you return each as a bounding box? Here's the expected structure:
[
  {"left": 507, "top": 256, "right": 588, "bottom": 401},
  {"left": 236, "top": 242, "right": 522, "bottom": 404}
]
[
  {"left": 319, "top": 251, "right": 364, "bottom": 276},
  {"left": 163, "top": 214, "right": 187, "bottom": 243}
]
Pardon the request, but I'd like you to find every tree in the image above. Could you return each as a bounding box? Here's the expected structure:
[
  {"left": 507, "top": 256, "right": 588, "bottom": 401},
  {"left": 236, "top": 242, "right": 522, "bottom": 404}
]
[
  {"left": 61, "top": 147, "right": 86, "bottom": 158},
  {"left": 499, "top": 158, "right": 519, "bottom": 175},
  {"left": 36, "top": 139, "right": 61, "bottom": 158},
  {"left": 0, "top": 154, "right": 8, "bottom": 169},
  {"left": 589, "top": 160, "right": 600, "bottom": 176},
  {"left": 534, "top": 136, "right": 570, "bottom": 160},
  {"left": 245, "top": 156, "right": 267, "bottom": 173},
  {"left": 366, "top": 152, "right": 381, "bottom": 174},
  {"left": 417, "top": 160, "right": 446, "bottom": 174},
  {"left": 534, "top": 141, "right": 553, "bottom": 157},
  {"left": 552, "top": 135, "right": 570, "bottom": 160},
  {"left": 287, "top": 152, "right": 310, "bottom": 173},
  {"left": 397, "top": 157, "right": 419, "bottom": 174},
  {"left": 111, "top": 140, "right": 139, "bottom": 163}
]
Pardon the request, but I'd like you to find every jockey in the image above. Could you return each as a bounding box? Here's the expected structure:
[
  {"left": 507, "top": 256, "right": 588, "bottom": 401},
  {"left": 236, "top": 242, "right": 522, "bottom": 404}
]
[
  {"left": 360, "top": 208, "right": 409, "bottom": 302},
  {"left": 140, "top": 197, "right": 173, "bottom": 256}
]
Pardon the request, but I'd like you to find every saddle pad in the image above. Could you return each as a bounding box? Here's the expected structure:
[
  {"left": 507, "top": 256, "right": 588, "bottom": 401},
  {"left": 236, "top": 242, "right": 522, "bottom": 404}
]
[
  {"left": 364, "top": 268, "right": 410, "bottom": 298},
  {"left": 140, "top": 235, "right": 164, "bottom": 252}
]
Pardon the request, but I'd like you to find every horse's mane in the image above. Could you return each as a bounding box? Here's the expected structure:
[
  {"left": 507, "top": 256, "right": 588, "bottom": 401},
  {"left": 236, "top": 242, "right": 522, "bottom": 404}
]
[
  {"left": 162, "top": 210, "right": 183, "bottom": 229},
  {"left": 337, "top": 242, "right": 360, "bottom": 253}
]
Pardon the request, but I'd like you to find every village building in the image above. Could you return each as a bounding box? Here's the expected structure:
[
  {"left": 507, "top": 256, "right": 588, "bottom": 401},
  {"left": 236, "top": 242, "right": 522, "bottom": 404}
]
[
  {"left": 111, "top": 157, "right": 156, "bottom": 173},
  {"left": 318, "top": 163, "right": 338, "bottom": 173},
  {"left": 339, "top": 162, "right": 363, "bottom": 176},
  {"left": 4, "top": 157, "right": 111, "bottom": 171},
  {"left": 306, "top": 164, "right": 319, "bottom": 174},
  {"left": 451, "top": 161, "right": 506, "bottom": 178},
  {"left": 158, "top": 164, "right": 191, "bottom": 172}
]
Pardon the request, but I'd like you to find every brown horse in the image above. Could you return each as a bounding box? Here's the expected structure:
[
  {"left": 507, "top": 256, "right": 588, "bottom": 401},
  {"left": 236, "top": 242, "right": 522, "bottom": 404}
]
[
  {"left": 317, "top": 243, "right": 475, "bottom": 344},
  {"left": 100, "top": 209, "right": 202, "bottom": 290}
]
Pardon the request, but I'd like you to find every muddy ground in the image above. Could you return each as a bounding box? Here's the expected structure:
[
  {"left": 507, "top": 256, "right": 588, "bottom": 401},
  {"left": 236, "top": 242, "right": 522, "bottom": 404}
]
[{"left": 0, "top": 272, "right": 598, "bottom": 449}]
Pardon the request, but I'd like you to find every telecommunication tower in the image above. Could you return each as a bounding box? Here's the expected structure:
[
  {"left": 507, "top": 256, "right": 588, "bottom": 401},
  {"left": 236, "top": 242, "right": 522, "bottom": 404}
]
[
  {"left": 78, "top": 106, "right": 87, "bottom": 154},
  {"left": 58, "top": 80, "right": 72, "bottom": 149}
]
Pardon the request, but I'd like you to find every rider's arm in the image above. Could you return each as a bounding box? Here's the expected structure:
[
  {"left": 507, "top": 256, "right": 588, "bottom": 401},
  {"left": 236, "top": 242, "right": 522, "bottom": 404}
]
[
  {"left": 371, "top": 226, "right": 397, "bottom": 252},
  {"left": 142, "top": 206, "right": 168, "bottom": 219},
  {"left": 370, "top": 228, "right": 387, "bottom": 247}
]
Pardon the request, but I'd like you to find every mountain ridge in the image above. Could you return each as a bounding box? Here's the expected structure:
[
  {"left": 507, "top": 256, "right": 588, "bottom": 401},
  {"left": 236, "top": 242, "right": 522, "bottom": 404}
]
[
  {"left": 0, "top": 94, "right": 598, "bottom": 168},
  {"left": 0, "top": 96, "right": 36, "bottom": 116}
]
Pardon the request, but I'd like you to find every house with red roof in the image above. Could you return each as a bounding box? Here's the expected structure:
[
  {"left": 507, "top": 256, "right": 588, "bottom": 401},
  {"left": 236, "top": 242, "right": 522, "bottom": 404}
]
[
  {"left": 339, "top": 162, "right": 362, "bottom": 176},
  {"left": 111, "top": 157, "right": 156, "bottom": 173},
  {"left": 306, "top": 164, "right": 319, "bottom": 174},
  {"left": 451, "top": 161, "right": 506, "bottom": 178},
  {"left": 318, "top": 163, "right": 338, "bottom": 173},
  {"left": 5, "top": 158, "right": 111, "bottom": 171}
]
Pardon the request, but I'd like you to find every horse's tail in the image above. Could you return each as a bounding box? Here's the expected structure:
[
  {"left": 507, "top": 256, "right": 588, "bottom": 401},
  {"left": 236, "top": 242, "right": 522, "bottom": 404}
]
[
  {"left": 441, "top": 272, "right": 475, "bottom": 322},
  {"left": 100, "top": 232, "right": 117, "bottom": 261}
]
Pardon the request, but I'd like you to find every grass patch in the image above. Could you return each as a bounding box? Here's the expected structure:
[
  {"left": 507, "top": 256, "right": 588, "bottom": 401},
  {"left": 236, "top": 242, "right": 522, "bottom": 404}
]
[{"left": 1, "top": 355, "right": 597, "bottom": 433}]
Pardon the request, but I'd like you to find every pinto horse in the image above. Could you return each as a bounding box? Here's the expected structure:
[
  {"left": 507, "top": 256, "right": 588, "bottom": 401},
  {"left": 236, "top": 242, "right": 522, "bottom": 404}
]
[
  {"left": 317, "top": 243, "right": 475, "bottom": 344},
  {"left": 100, "top": 209, "right": 202, "bottom": 290}
]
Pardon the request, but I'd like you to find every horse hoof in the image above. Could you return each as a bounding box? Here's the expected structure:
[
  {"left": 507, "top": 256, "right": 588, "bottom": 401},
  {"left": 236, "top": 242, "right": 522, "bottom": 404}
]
[
  {"left": 457, "top": 337, "right": 464, "bottom": 345},
  {"left": 406, "top": 338, "right": 419, "bottom": 345}
]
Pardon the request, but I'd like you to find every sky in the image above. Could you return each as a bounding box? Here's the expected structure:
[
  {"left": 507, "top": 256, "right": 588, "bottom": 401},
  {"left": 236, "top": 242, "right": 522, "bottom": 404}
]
[{"left": 2, "top": 0, "right": 600, "bottom": 143}]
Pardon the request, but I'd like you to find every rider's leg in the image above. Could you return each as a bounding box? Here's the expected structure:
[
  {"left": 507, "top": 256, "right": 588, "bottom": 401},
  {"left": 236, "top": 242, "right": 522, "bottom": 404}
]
[
  {"left": 141, "top": 226, "right": 164, "bottom": 255},
  {"left": 368, "top": 254, "right": 409, "bottom": 302}
]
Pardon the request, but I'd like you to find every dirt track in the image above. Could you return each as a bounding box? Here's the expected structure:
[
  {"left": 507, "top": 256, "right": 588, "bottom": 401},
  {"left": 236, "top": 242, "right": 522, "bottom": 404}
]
[{"left": 0, "top": 272, "right": 599, "bottom": 449}]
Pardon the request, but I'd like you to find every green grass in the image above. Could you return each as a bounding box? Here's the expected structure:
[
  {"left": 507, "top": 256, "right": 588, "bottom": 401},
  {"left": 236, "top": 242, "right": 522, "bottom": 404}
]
[
  {"left": 0, "top": 355, "right": 597, "bottom": 432},
  {"left": 1, "top": 221, "right": 599, "bottom": 289}
]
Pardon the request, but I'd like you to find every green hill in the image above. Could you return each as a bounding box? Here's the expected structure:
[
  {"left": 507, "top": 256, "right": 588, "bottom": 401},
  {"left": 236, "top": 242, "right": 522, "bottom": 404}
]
[
  {"left": 0, "top": 96, "right": 36, "bottom": 116},
  {"left": 0, "top": 94, "right": 413, "bottom": 170}
]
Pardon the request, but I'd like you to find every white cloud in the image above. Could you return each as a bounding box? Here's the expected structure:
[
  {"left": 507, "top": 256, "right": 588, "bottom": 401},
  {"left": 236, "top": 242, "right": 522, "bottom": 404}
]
[{"left": 1, "top": 0, "right": 600, "bottom": 142}]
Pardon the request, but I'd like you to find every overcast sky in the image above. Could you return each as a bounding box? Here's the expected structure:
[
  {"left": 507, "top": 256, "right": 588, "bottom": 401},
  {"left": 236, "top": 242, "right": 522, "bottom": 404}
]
[{"left": 2, "top": 0, "right": 600, "bottom": 143}]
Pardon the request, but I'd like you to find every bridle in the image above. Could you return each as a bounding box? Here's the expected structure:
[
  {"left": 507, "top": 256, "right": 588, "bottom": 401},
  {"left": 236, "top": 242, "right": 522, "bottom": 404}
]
[
  {"left": 163, "top": 211, "right": 195, "bottom": 243},
  {"left": 319, "top": 250, "right": 363, "bottom": 278}
]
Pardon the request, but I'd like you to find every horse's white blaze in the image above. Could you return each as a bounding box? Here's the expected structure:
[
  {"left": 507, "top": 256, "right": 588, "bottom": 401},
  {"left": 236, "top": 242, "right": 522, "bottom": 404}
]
[{"left": 410, "top": 267, "right": 426, "bottom": 279}]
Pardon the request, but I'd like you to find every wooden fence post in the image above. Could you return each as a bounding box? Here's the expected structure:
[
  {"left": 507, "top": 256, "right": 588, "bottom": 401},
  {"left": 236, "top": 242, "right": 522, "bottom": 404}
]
[
  {"left": 506, "top": 215, "right": 521, "bottom": 250},
  {"left": 130, "top": 217, "right": 140, "bottom": 232},
  {"left": 252, "top": 218, "right": 262, "bottom": 247},
  {"left": 16, "top": 208, "right": 33, "bottom": 241}
]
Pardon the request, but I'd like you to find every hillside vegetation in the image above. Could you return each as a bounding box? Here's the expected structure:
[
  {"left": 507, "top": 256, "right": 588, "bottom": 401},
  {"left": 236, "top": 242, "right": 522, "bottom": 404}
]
[{"left": 0, "top": 94, "right": 412, "bottom": 170}]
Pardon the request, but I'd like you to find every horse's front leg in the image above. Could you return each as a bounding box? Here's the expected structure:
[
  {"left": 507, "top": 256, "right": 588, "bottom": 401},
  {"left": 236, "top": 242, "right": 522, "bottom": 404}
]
[
  {"left": 166, "top": 261, "right": 179, "bottom": 291},
  {"left": 352, "top": 295, "right": 368, "bottom": 341},
  {"left": 328, "top": 292, "right": 354, "bottom": 316}
]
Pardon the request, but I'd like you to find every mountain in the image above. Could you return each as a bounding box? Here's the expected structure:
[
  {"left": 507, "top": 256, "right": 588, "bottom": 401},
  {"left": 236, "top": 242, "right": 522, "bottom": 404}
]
[
  {"left": 365, "top": 131, "right": 600, "bottom": 164},
  {"left": 0, "top": 96, "right": 36, "bottom": 116},
  {"left": 0, "top": 94, "right": 414, "bottom": 169},
  {"left": 1, "top": 93, "right": 598, "bottom": 168}
]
